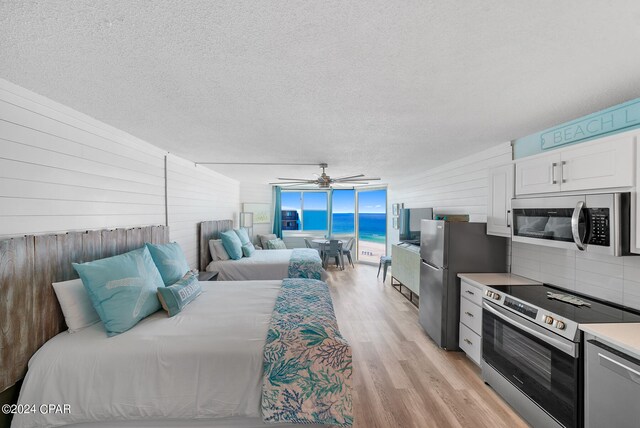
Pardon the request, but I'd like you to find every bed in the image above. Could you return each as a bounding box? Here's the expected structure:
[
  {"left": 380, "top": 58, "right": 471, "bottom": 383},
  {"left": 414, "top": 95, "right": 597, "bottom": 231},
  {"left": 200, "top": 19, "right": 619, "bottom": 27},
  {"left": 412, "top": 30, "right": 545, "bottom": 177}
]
[
  {"left": 12, "top": 279, "right": 352, "bottom": 428},
  {"left": 198, "top": 221, "right": 326, "bottom": 281}
]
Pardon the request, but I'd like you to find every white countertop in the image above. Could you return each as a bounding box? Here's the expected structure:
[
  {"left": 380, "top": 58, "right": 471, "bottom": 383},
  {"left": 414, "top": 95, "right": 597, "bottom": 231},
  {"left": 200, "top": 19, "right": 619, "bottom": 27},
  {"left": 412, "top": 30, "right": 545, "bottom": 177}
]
[
  {"left": 457, "top": 273, "right": 542, "bottom": 288},
  {"left": 580, "top": 323, "right": 640, "bottom": 360}
]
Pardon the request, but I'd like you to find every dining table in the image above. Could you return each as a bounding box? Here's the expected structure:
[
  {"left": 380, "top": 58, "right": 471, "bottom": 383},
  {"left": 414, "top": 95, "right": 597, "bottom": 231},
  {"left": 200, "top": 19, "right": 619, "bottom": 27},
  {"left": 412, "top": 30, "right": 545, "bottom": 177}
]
[{"left": 312, "top": 238, "right": 344, "bottom": 269}]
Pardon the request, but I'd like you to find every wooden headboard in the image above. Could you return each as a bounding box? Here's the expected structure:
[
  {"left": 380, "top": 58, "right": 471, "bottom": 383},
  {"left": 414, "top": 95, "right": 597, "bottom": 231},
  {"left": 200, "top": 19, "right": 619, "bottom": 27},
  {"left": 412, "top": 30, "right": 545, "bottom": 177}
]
[
  {"left": 0, "top": 225, "right": 169, "bottom": 394},
  {"left": 198, "top": 220, "right": 234, "bottom": 271}
]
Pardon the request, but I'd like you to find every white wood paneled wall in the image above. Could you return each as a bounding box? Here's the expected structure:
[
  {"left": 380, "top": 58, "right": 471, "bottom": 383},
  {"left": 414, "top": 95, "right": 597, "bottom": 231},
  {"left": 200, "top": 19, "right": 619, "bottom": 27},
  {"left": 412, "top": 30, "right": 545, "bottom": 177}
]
[
  {"left": 512, "top": 242, "right": 640, "bottom": 311},
  {"left": 0, "top": 78, "right": 239, "bottom": 269},
  {"left": 167, "top": 156, "right": 239, "bottom": 268},
  {"left": 387, "top": 142, "right": 512, "bottom": 248}
]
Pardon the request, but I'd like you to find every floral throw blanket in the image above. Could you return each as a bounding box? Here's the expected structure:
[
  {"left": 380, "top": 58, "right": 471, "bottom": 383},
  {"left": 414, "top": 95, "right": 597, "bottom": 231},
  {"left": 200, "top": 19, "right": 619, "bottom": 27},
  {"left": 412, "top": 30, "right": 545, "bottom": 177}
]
[
  {"left": 288, "top": 248, "right": 324, "bottom": 280},
  {"left": 261, "top": 278, "right": 353, "bottom": 427}
]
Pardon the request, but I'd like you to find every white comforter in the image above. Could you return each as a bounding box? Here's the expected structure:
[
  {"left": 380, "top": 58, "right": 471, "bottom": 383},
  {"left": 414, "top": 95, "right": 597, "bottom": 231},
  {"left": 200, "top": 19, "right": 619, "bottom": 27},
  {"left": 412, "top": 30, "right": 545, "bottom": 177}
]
[
  {"left": 206, "top": 249, "right": 294, "bottom": 281},
  {"left": 13, "top": 281, "right": 282, "bottom": 428}
]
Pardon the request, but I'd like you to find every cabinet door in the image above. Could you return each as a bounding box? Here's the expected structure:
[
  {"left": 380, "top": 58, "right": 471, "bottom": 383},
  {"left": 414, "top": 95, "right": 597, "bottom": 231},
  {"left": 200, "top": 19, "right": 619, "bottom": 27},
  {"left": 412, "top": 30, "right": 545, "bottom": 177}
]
[
  {"left": 632, "top": 139, "right": 640, "bottom": 254},
  {"left": 560, "top": 135, "right": 635, "bottom": 192},
  {"left": 515, "top": 153, "right": 562, "bottom": 195},
  {"left": 487, "top": 164, "right": 514, "bottom": 237}
]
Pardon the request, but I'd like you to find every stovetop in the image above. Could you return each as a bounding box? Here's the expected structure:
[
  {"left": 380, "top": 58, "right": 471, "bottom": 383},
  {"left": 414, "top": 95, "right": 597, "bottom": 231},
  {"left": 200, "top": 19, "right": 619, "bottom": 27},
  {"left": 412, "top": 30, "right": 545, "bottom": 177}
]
[{"left": 487, "top": 283, "right": 640, "bottom": 325}]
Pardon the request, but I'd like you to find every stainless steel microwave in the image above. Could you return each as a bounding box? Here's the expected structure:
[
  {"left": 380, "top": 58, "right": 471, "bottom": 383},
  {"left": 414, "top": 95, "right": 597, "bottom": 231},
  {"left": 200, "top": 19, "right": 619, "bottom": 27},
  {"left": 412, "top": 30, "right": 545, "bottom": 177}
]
[{"left": 511, "top": 193, "right": 630, "bottom": 256}]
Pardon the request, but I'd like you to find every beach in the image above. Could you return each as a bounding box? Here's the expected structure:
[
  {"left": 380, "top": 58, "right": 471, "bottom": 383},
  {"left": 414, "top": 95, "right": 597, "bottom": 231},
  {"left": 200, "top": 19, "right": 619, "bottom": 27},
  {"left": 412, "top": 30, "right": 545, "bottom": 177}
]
[{"left": 358, "top": 239, "right": 386, "bottom": 264}]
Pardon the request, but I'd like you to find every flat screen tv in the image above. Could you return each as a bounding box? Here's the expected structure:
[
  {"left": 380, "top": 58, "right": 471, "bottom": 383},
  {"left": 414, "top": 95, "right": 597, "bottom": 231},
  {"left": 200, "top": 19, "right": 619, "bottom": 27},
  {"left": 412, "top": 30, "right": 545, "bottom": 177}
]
[{"left": 399, "top": 208, "right": 433, "bottom": 243}]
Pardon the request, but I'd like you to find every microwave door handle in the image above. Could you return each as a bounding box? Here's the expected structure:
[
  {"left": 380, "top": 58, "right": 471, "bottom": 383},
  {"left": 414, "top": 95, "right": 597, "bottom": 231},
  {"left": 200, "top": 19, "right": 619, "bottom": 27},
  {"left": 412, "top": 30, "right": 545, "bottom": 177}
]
[
  {"left": 571, "top": 201, "right": 586, "bottom": 251},
  {"left": 483, "top": 302, "right": 577, "bottom": 356}
]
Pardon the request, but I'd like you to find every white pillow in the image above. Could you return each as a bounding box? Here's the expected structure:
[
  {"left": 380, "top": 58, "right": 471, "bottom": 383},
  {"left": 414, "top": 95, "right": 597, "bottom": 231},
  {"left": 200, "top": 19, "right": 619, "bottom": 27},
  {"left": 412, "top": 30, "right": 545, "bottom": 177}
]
[
  {"left": 208, "top": 239, "right": 218, "bottom": 261},
  {"left": 213, "top": 239, "right": 230, "bottom": 261},
  {"left": 52, "top": 278, "right": 101, "bottom": 333}
]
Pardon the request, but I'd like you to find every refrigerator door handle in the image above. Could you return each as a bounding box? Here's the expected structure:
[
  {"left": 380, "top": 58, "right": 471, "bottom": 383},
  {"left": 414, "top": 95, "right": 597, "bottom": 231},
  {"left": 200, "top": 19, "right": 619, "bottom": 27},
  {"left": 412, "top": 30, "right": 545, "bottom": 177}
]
[{"left": 421, "top": 260, "right": 440, "bottom": 270}]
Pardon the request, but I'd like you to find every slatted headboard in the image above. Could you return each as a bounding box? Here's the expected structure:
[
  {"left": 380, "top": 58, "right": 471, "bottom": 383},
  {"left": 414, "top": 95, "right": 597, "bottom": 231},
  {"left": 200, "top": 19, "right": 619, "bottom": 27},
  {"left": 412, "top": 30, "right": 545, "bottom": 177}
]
[
  {"left": 198, "top": 220, "right": 234, "bottom": 271},
  {"left": 0, "top": 225, "right": 169, "bottom": 394}
]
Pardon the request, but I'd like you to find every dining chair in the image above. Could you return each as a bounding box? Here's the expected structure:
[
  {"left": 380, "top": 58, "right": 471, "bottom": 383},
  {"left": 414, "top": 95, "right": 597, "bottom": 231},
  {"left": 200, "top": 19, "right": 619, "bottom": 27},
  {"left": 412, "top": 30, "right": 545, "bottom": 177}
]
[
  {"left": 341, "top": 237, "right": 355, "bottom": 268},
  {"left": 323, "top": 239, "right": 343, "bottom": 270},
  {"left": 304, "top": 238, "right": 321, "bottom": 256}
]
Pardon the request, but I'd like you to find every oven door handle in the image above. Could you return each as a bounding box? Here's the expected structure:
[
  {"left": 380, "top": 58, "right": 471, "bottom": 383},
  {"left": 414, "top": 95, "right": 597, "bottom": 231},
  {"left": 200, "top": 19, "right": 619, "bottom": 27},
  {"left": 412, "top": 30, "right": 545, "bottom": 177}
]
[
  {"left": 571, "top": 201, "right": 586, "bottom": 251},
  {"left": 483, "top": 301, "right": 578, "bottom": 357}
]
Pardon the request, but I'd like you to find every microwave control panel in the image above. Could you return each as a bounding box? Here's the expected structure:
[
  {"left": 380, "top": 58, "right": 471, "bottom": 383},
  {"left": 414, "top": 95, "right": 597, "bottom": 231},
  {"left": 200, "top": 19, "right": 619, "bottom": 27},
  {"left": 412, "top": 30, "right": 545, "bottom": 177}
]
[{"left": 587, "top": 208, "right": 610, "bottom": 247}]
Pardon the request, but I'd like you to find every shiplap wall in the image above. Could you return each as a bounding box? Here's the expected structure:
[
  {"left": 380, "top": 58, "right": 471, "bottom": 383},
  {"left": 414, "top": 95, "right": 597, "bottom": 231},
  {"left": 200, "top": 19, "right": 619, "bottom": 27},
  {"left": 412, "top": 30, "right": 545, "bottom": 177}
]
[
  {"left": 239, "top": 182, "right": 273, "bottom": 242},
  {"left": 0, "top": 78, "right": 239, "bottom": 269},
  {"left": 387, "top": 142, "right": 513, "bottom": 254},
  {"left": 167, "top": 156, "right": 239, "bottom": 267}
]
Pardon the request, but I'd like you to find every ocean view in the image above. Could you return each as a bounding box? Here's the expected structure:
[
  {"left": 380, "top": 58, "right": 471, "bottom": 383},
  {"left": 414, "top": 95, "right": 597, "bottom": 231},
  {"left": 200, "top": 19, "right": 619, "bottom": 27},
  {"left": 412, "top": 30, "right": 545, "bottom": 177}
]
[{"left": 300, "top": 211, "right": 386, "bottom": 243}]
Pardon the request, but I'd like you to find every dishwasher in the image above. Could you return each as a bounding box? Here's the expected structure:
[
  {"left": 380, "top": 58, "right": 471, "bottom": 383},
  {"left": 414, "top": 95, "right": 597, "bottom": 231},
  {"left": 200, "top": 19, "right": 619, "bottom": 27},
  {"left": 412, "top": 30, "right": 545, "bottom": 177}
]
[{"left": 584, "top": 338, "right": 640, "bottom": 428}]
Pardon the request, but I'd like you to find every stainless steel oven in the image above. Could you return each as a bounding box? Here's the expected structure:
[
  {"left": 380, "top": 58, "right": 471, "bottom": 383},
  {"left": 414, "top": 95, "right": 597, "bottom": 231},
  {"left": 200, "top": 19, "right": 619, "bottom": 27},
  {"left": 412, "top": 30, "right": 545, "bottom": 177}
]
[
  {"left": 482, "top": 300, "right": 580, "bottom": 428},
  {"left": 511, "top": 192, "right": 630, "bottom": 256}
]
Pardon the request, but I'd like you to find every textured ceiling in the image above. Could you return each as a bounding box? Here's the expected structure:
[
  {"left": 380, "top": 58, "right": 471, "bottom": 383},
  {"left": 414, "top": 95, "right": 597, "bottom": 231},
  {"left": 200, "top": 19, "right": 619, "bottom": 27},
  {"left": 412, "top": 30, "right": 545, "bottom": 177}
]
[{"left": 2, "top": 1, "right": 640, "bottom": 184}]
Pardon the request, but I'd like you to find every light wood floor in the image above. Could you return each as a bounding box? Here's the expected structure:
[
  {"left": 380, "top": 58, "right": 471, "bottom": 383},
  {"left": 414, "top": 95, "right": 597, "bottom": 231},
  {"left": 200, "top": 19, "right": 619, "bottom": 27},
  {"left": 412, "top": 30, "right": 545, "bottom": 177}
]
[{"left": 324, "top": 264, "right": 529, "bottom": 428}]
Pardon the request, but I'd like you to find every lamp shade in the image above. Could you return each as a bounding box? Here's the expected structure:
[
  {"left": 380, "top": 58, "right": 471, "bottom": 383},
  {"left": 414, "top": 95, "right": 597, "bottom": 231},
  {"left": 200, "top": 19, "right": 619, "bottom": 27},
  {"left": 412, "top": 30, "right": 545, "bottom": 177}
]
[{"left": 239, "top": 212, "right": 254, "bottom": 228}]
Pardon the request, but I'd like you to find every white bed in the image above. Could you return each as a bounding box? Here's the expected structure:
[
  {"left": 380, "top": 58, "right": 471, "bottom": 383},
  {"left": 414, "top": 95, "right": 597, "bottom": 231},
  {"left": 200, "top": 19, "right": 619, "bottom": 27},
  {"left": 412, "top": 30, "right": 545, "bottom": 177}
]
[
  {"left": 12, "top": 281, "right": 324, "bottom": 428},
  {"left": 206, "top": 249, "right": 325, "bottom": 281}
]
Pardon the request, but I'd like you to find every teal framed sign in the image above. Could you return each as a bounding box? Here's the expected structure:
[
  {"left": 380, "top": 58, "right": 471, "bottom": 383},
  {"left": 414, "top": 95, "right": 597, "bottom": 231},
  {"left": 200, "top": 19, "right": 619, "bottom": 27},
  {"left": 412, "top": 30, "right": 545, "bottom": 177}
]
[{"left": 514, "top": 98, "right": 640, "bottom": 159}]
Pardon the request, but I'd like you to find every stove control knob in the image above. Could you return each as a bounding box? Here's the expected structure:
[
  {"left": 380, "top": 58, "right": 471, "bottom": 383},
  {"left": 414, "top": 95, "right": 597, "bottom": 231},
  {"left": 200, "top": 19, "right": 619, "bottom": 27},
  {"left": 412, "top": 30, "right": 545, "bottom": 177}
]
[
  {"left": 486, "top": 291, "right": 494, "bottom": 298},
  {"left": 544, "top": 315, "right": 554, "bottom": 325},
  {"left": 492, "top": 292, "right": 501, "bottom": 300},
  {"left": 554, "top": 321, "right": 566, "bottom": 330}
]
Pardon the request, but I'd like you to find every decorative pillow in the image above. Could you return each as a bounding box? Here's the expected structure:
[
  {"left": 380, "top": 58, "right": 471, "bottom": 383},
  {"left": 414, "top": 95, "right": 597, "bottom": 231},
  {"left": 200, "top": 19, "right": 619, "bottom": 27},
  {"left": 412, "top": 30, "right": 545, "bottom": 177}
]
[
  {"left": 208, "top": 239, "right": 218, "bottom": 261},
  {"left": 221, "top": 230, "right": 243, "bottom": 260},
  {"left": 72, "top": 247, "right": 164, "bottom": 337},
  {"left": 242, "top": 242, "right": 256, "bottom": 257},
  {"left": 212, "top": 239, "right": 230, "bottom": 261},
  {"left": 234, "top": 228, "right": 251, "bottom": 246},
  {"left": 259, "top": 233, "right": 277, "bottom": 249},
  {"left": 52, "top": 278, "right": 101, "bottom": 333},
  {"left": 145, "top": 242, "right": 190, "bottom": 286},
  {"left": 157, "top": 272, "right": 202, "bottom": 317},
  {"left": 267, "top": 238, "right": 287, "bottom": 250}
]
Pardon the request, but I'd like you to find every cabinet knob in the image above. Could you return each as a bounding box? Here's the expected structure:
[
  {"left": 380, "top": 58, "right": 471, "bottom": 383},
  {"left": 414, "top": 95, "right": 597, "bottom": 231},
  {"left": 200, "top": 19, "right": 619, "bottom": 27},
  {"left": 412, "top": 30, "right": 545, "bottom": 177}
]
[
  {"left": 465, "top": 290, "right": 474, "bottom": 295},
  {"left": 464, "top": 338, "right": 473, "bottom": 345},
  {"left": 464, "top": 311, "right": 474, "bottom": 317}
]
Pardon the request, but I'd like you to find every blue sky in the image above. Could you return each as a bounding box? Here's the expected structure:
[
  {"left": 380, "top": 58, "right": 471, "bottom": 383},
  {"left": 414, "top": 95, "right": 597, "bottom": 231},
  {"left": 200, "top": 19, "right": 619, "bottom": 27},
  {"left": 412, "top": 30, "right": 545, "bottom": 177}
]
[
  {"left": 358, "top": 189, "right": 386, "bottom": 213},
  {"left": 281, "top": 189, "right": 386, "bottom": 213},
  {"left": 332, "top": 189, "right": 354, "bottom": 213}
]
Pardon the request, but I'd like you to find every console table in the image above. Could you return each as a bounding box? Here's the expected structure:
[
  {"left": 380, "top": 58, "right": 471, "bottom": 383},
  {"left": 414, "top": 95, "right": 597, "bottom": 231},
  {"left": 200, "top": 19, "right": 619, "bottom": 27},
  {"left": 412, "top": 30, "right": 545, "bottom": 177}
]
[{"left": 390, "top": 243, "right": 420, "bottom": 306}]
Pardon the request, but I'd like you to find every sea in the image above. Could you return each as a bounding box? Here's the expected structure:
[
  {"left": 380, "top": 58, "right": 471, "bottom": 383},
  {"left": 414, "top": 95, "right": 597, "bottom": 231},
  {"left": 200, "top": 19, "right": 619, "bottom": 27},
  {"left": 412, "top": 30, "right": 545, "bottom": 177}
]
[{"left": 302, "top": 211, "right": 386, "bottom": 243}]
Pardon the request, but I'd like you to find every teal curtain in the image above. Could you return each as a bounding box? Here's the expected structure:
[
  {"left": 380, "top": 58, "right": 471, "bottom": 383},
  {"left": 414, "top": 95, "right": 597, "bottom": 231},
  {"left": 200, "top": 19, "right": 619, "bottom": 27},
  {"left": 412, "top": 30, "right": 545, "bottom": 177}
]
[{"left": 272, "top": 186, "right": 283, "bottom": 238}]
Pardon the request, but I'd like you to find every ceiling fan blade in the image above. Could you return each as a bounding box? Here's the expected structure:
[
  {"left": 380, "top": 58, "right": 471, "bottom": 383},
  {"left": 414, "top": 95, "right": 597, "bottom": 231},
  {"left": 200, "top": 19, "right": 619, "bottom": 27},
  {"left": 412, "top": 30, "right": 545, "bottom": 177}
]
[
  {"left": 331, "top": 174, "right": 365, "bottom": 180},
  {"left": 335, "top": 177, "right": 381, "bottom": 182},
  {"left": 276, "top": 177, "right": 317, "bottom": 182},
  {"left": 269, "top": 181, "right": 316, "bottom": 185}
]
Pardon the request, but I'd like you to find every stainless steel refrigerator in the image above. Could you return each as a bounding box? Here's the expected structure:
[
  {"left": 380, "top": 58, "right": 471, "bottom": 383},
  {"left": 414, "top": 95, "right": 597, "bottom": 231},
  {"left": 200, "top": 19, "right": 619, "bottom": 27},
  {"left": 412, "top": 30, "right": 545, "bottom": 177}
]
[{"left": 419, "top": 220, "right": 507, "bottom": 350}]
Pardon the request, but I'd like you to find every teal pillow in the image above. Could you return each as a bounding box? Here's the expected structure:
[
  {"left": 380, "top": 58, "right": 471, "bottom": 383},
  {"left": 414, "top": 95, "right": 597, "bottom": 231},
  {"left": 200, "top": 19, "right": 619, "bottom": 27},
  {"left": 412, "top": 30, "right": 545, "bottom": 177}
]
[
  {"left": 157, "top": 272, "right": 202, "bottom": 317},
  {"left": 73, "top": 247, "right": 164, "bottom": 337},
  {"left": 267, "top": 238, "right": 287, "bottom": 249},
  {"left": 242, "top": 242, "right": 256, "bottom": 257},
  {"left": 234, "top": 228, "right": 251, "bottom": 246},
  {"left": 221, "top": 230, "right": 243, "bottom": 260},
  {"left": 145, "top": 242, "right": 190, "bottom": 286}
]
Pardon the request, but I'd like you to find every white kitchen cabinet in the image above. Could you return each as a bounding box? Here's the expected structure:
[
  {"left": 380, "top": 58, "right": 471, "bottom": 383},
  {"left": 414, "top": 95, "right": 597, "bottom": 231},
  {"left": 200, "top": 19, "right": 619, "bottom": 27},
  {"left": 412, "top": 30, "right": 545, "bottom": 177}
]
[
  {"left": 458, "top": 278, "right": 483, "bottom": 366},
  {"left": 487, "top": 163, "right": 514, "bottom": 237},
  {"left": 560, "top": 134, "right": 635, "bottom": 192},
  {"left": 515, "top": 152, "right": 562, "bottom": 195},
  {"left": 633, "top": 143, "right": 640, "bottom": 254},
  {"left": 515, "top": 134, "right": 636, "bottom": 196}
]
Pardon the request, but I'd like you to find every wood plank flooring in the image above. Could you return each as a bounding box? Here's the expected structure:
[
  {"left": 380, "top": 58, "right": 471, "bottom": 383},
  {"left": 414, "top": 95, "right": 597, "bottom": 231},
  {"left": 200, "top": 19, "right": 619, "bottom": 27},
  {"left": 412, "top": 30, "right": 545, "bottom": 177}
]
[{"left": 324, "top": 264, "right": 529, "bottom": 428}]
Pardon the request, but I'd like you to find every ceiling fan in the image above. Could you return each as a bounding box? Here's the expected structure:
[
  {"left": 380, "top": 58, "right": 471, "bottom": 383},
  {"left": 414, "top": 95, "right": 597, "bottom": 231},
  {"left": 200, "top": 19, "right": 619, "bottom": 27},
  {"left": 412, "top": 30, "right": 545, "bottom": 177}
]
[{"left": 270, "top": 163, "right": 381, "bottom": 188}]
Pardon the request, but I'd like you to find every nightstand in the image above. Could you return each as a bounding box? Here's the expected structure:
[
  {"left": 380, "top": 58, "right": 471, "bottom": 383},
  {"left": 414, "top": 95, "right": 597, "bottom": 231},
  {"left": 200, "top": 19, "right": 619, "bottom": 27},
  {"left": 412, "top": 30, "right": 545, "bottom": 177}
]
[{"left": 197, "top": 271, "right": 218, "bottom": 281}]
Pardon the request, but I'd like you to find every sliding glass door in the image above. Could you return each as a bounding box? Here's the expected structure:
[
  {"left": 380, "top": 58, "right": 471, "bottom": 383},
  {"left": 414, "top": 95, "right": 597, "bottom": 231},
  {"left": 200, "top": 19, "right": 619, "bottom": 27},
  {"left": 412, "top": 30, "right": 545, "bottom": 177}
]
[{"left": 356, "top": 188, "right": 387, "bottom": 264}]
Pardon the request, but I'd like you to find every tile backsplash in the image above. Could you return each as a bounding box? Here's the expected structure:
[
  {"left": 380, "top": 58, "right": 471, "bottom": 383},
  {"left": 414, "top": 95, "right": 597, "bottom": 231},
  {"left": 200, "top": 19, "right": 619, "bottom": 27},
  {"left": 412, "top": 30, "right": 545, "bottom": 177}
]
[{"left": 511, "top": 241, "right": 640, "bottom": 311}]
